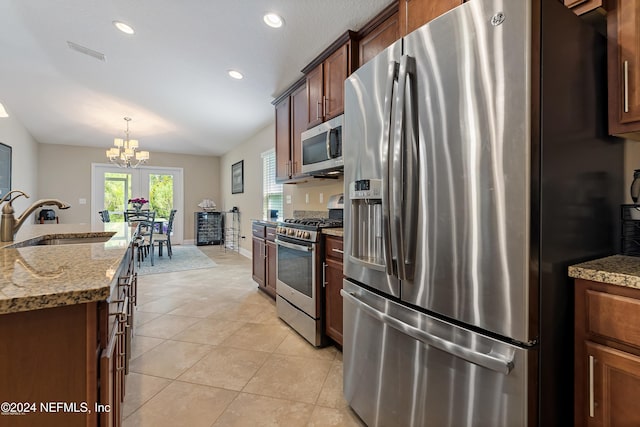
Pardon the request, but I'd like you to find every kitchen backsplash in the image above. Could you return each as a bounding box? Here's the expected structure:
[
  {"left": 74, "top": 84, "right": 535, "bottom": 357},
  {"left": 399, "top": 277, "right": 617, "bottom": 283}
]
[{"left": 283, "top": 177, "right": 344, "bottom": 218}]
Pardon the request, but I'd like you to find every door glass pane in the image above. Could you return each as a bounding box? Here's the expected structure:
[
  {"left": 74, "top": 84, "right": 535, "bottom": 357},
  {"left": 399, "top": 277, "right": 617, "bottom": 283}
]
[
  {"left": 148, "top": 174, "right": 174, "bottom": 222},
  {"left": 104, "top": 172, "right": 131, "bottom": 222},
  {"left": 277, "top": 246, "right": 313, "bottom": 297}
]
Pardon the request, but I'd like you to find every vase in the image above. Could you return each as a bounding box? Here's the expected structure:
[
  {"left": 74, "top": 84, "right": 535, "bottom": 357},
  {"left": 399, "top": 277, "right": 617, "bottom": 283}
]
[{"left": 132, "top": 203, "right": 142, "bottom": 212}]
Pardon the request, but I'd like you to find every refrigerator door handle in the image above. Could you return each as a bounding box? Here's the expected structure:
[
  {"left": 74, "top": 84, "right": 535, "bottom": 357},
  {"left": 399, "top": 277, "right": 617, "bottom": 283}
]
[
  {"left": 392, "top": 54, "right": 418, "bottom": 281},
  {"left": 341, "top": 290, "right": 515, "bottom": 375},
  {"left": 382, "top": 60, "right": 399, "bottom": 277}
]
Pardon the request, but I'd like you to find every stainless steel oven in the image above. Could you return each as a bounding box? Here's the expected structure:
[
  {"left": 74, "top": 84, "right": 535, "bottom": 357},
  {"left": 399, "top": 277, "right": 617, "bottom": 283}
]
[
  {"left": 275, "top": 235, "right": 317, "bottom": 317},
  {"left": 275, "top": 216, "right": 342, "bottom": 347}
]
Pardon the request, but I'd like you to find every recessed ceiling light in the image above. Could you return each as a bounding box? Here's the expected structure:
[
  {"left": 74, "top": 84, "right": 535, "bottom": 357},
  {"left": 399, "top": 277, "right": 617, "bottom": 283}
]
[
  {"left": 113, "top": 21, "right": 135, "bottom": 35},
  {"left": 0, "top": 102, "right": 8, "bottom": 118},
  {"left": 228, "top": 70, "right": 244, "bottom": 80},
  {"left": 263, "top": 13, "right": 284, "bottom": 28}
]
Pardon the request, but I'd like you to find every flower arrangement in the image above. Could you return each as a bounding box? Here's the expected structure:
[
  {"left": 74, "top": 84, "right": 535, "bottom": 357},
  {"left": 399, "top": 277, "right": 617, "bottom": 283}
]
[{"left": 128, "top": 197, "right": 148, "bottom": 211}]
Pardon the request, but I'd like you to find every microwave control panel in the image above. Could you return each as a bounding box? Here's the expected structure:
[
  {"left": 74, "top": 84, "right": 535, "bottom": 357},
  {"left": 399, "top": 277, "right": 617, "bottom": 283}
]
[{"left": 350, "top": 179, "right": 382, "bottom": 200}]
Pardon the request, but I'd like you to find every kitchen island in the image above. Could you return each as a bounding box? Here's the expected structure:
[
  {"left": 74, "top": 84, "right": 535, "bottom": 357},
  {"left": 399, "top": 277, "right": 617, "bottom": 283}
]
[
  {"left": 569, "top": 255, "right": 640, "bottom": 426},
  {"left": 0, "top": 222, "right": 138, "bottom": 427}
]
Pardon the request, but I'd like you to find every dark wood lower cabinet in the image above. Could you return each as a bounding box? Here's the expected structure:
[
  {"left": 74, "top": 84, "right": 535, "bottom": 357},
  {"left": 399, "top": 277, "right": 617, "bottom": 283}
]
[
  {"left": 0, "top": 243, "right": 136, "bottom": 427},
  {"left": 252, "top": 236, "right": 266, "bottom": 287},
  {"left": 324, "top": 235, "right": 344, "bottom": 346},
  {"left": 324, "top": 256, "right": 344, "bottom": 346},
  {"left": 266, "top": 240, "right": 277, "bottom": 297},
  {"left": 575, "top": 279, "right": 640, "bottom": 427}
]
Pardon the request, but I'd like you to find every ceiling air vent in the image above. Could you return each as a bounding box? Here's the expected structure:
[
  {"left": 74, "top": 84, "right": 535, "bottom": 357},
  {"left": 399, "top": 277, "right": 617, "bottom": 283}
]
[{"left": 66, "top": 41, "right": 106, "bottom": 62}]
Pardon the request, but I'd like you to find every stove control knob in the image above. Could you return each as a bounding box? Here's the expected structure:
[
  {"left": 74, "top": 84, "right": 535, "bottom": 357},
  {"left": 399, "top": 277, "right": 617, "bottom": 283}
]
[
  {"left": 288, "top": 229, "right": 295, "bottom": 236},
  {"left": 304, "top": 231, "right": 311, "bottom": 239},
  {"left": 297, "top": 231, "right": 303, "bottom": 238}
]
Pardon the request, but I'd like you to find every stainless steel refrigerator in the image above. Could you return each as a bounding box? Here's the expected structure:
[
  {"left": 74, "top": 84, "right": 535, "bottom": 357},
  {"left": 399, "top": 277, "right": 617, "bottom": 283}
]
[{"left": 342, "top": 0, "right": 623, "bottom": 426}]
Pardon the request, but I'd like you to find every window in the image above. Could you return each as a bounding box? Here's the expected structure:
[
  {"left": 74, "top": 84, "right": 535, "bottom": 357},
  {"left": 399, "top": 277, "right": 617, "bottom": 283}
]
[{"left": 262, "top": 149, "right": 283, "bottom": 219}]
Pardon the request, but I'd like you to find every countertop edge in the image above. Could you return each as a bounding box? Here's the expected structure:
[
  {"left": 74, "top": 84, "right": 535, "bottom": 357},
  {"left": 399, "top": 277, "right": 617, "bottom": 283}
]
[{"left": 568, "top": 255, "right": 640, "bottom": 289}]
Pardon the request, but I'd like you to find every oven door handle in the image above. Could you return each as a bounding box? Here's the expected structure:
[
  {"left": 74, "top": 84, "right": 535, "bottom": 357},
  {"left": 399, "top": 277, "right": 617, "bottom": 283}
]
[{"left": 275, "top": 239, "right": 313, "bottom": 252}]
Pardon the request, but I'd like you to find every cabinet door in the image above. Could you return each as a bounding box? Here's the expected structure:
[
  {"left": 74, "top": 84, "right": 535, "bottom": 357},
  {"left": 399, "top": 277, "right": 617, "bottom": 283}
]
[
  {"left": 266, "top": 240, "right": 277, "bottom": 297},
  {"left": 100, "top": 324, "right": 121, "bottom": 427},
  {"left": 275, "top": 97, "right": 292, "bottom": 180},
  {"left": 608, "top": 0, "right": 640, "bottom": 137},
  {"left": 399, "top": 0, "right": 463, "bottom": 37},
  {"left": 324, "top": 43, "right": 349, "bottom": 120},
  {"left": 306, "top": 64, "right": 324, "bottom": 128},
  {"left": 252, "top": 237, "right": 266, "bottom": 287},
  {"left": 585, "top": 341, "right": 640, "bottom": 426},
  {"left": 291, "top": 84, "right": 307, "bottom": 177},
  {"left": 324, "top": 257, "right": 344, "bottom": 346},
  {"left": 359, "top": 12, "right": 400, "bottom": 67}
]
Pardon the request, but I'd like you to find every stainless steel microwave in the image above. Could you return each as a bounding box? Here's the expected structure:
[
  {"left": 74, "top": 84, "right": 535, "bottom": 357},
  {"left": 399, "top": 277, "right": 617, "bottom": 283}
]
[{"left": 301, "top": 114, "right": 343, "bottom": 175}]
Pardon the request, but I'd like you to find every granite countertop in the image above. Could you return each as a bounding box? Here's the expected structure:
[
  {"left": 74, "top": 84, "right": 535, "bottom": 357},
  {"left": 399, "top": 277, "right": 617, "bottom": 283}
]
[
  {"left": 0, "top": 222, "right": 133, "bottom": 315},
  {"left": 568, "top": 255, "right": 640, "bottom": 289},
  {"left": 322, "top": 228, "right": 344, "bottom": 237}
]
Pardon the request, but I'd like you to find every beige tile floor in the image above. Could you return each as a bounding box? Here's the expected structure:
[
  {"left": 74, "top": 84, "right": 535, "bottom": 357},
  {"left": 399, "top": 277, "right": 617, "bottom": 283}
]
[{"left": 124, "top": 246, "right": 365, "bottom": 427}]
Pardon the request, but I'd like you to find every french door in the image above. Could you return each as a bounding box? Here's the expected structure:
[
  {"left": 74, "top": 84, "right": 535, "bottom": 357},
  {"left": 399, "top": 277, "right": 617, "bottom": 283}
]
[{"left": 92, "top": 164, "right": 184, "bottom": 244}]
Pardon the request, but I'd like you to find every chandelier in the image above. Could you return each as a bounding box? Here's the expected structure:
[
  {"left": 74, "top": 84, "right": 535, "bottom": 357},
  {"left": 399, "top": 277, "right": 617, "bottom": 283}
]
[{"left": 106, "top": 117, "right": 149, "bottom": 168}]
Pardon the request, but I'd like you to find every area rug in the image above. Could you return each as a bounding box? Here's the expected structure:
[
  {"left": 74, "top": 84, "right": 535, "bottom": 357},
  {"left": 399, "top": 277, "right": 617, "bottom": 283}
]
[{"left": 137, "top": 245, "right": 217, "bottom": 276}]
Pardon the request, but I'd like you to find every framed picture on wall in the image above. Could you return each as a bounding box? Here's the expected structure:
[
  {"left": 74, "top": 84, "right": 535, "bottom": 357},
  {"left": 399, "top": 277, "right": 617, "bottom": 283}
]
[
  {"left": 0, "top": 143, "right": 11, "bottom": 199},
  {"left": 232, "top": 160, "right": 244, "bottom": 194}
]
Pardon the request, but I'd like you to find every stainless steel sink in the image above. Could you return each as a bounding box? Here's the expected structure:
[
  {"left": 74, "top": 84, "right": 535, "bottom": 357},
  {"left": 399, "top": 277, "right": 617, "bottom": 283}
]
[
  {"left": 35, "top": 236, "right": 112, "bottom": 245},
  {"left": 5, "top": 233, "right": 115, "bottom": 248}
]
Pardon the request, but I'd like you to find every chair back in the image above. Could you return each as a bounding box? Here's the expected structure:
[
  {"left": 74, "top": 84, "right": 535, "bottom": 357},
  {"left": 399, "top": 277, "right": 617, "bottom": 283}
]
[
  {"left": 98, "top": 210, "right": 111, "bottom": 223},
  {"left": 135, "top": 211, "right": 156, "bottom": 240},
  {"left": 165, "top": 209, "right": 177, "bottom": 235},
  {"left": 124, "top": 209, "right": 152, "bottom": 223}
]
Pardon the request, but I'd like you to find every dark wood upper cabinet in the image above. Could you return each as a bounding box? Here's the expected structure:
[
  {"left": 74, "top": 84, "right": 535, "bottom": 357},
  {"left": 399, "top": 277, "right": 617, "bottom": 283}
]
[
  {"left": 302, "top": 31, "right": 357, "bottom": 129},
  {"left": 306, "top": 64, "right": 324, "bottom": 128},
  {"left": 359, "top": 9, "right": 400, "bottom": 67},
  {"left": 273, "top": 78, "right": 307, "bottom": 182},
  {"left": 290, "top": 83, "right": 307, "bottom": 177},
  {"left": 608, "top": 0, "right": 640, "bottom": 140},
  {"left": 274, "top": 96, "right": 291, "bottom": 181},
  {"left": 399, "top": 0, "right": 463, "bottom": 37}
]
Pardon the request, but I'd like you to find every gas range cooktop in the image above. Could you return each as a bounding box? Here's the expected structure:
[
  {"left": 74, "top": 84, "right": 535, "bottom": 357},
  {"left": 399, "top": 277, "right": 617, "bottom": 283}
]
[{"left": 277, "top": 218, "right": 343, "bottom": 243}]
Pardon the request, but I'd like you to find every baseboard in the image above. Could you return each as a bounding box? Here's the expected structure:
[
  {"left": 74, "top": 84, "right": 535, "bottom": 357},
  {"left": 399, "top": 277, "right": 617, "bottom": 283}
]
[
  {"left": 182, "top": 239, "right": 195, "bottom": 245},
  {"left": 239, "top": 247, "right": 251, "bottom": 259}
]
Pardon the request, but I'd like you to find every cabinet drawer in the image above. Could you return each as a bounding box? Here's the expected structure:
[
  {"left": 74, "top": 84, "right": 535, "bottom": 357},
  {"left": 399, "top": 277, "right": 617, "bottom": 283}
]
[
  {"left": 325, "top": 236, "right": 344, "bottom": 260},
  {"left": 587, "top": 290, "right": 640, "bottom": 348},
  {"left": 252, "top": 223, "right": 266, "bottom": 239},
  {"left": 266, "top": 226, "right": 276, "bottom": 242}
]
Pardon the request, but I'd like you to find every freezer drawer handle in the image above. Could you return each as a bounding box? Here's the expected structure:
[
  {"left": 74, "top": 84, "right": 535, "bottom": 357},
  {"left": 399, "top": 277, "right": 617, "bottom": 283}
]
[{"left": 341, "top": 290, "right": 515, "bottom": 375}]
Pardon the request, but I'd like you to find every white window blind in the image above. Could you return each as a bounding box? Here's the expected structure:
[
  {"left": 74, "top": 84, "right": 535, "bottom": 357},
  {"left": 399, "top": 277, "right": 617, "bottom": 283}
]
[{"left": 262, "top": 149, "right": 283, "bottom": 219}]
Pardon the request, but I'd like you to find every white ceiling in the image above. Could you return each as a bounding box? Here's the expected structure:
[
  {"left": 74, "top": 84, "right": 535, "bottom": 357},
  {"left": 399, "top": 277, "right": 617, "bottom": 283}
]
[{"left": 0, "top": 0, "right": 391, "bottom": 156}]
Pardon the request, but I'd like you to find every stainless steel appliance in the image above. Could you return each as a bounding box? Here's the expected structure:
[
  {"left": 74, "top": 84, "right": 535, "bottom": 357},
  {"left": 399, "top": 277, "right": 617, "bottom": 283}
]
[
  {"left": 276, "top": 214, "right": 343, "bottom": 346},
  {"left": 301, "top": 114, "right": 343, "bottom": 175},
  {"left": 342, "top": 0, "right": 623, "bottom": 426}
]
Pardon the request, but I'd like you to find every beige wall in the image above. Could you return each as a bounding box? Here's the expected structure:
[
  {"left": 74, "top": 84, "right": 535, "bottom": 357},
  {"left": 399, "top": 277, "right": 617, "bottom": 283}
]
[
  {"left": 37, "top": 144, "right": 219, "bottom": 240},
  {"left": 220, "top": 123, "right": 274, "bottom": 253},
  {"left": 0, "top": 114, "right": 39, "bottom": 215}
]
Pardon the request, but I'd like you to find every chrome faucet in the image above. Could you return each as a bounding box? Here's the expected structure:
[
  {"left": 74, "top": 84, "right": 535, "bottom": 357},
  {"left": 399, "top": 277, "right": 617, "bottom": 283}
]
[{"left": 0, "top": 190, "right": 71, "bottom": 242}]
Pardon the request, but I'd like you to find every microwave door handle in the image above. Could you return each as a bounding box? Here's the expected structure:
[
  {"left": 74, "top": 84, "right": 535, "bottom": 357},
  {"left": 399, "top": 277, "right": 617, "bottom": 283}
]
[
  {"left": 326, "top": 129, "right": 332, "bottom": 159},
  {"left": 382, "top": 60, "right": 399, "bottom": 277},
  {"left": 394, "top": 55, "right": 418, "bottom": 281}
]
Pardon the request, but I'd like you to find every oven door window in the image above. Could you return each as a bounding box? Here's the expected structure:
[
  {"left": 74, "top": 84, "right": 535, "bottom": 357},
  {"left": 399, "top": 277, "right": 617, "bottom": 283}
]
[{"left": 277, "top": 244, "right": 313, "bottom": 298}]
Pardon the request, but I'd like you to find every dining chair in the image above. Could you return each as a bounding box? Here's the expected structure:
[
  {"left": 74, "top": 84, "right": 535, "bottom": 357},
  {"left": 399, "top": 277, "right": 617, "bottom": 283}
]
[
  {"left": 98, "top": 210, "right": 111, "bottom": 223},
  {"left": 155, "top": 209, "right": 177, "bottom": 259},
  {"left": 124, "top": 209, "right": 152, "bottom": 223},
  {"left": 132, "top": 211, "right": 156, "bottom": 266}
]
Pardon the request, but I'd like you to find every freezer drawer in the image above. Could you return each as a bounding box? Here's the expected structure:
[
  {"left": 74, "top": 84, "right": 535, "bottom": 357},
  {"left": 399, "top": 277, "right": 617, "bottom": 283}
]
[{"left": 342, "top": 280, "right": 534, "bottom": 427}]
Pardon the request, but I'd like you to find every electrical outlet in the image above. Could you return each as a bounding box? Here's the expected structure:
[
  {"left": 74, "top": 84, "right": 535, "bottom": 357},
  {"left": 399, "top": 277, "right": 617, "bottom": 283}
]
[
  {"left": 320, "top": 193, "right": 324, "bottom": 203},
  {"left": 286, "top": 195, "right": 292, "bottom": 204},
  {"left": 79, "top": 198, "right": 87, "bottom": 205},
  {"left": 305, "top": 193, "right": 310, "bottom": 204}
]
